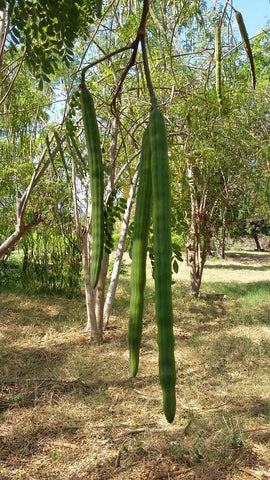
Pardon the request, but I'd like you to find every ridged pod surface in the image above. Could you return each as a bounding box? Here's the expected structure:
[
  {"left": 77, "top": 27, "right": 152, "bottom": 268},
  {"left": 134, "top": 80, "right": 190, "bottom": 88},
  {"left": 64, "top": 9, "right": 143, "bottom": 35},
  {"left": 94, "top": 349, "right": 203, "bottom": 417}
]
[
  {"left": 128, "top": 127, "right": 152, "bottom": 378},
  {"left": 149, "top": 108, "right": 176, "bottom": 423},
  {"left": 80, "top": 83, "right": 104, "bottom": 288},
  {"left": 236, "top": 11, "right": 256, "bottom": 89}
]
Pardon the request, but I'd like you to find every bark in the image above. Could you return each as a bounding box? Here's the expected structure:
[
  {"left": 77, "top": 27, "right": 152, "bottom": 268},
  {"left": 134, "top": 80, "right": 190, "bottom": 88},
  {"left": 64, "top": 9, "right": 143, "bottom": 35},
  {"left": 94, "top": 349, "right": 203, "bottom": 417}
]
[
  {"left": 186, "top": 163, "right": 211, "bottom": 297},
  {"left": 81, "top": 233, "right": 101, "bottom": 343},
  {"left": 70, "top": 117, "right": 120, "bottom": 339},
  {"left": 95, "top": 117, "right": 119, "bottom": 333},
  {"left": 212, "top": 227, "right": 223, "bottom": 258},
  {"left": 0, "top": 216, "right": 42, "bottom": 257},
  {"left": 95, "top": 251, "right": 109, "bottom": 339},
  {"left": 103, "top": 166, "right": 139, "bottom": 327},
  {"left": 221, "top": 206, "right": 227, "bottom": 259},
  {"left": 252, "top": 232, "right": 262, "bottom": 251},
  {"left": 71, "top": 162, "right": 101, "bottom": 343},
  {"left": 211, "top": 207, "right": 227, "bottom": 259},
  {"left": 0, "top": 191, "right": 43, "bottom": 258}
]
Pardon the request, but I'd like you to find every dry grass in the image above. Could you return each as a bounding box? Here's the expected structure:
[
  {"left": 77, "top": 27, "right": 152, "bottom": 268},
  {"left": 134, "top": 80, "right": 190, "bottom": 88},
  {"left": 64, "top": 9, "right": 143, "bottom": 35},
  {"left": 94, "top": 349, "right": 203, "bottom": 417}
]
[{"left": 0, "top": 251, "right": 270, "bottom": 480}]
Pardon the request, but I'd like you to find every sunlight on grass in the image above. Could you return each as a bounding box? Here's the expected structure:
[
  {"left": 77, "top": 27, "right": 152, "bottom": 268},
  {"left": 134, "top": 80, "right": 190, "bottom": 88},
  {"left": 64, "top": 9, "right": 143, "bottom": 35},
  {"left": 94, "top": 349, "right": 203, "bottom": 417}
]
[{"left": 0, "top": 251, "right": 270, "bottom": 479}]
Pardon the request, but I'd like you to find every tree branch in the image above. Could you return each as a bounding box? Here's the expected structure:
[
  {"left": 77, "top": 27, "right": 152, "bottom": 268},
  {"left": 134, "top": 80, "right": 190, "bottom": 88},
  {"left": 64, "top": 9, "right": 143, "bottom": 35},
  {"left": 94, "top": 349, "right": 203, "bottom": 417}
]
[
  {"left": 0, "top": 213, "right": 43, "bottom": 258},
  {"left": 110, "top": 0, "right": 150, "bottom": 115},
  {"left": 81, "top": 44, "right": 134, "bottom": 79},
  {"left": 0, "top": 52, "right": 25, "bottom": 107}
]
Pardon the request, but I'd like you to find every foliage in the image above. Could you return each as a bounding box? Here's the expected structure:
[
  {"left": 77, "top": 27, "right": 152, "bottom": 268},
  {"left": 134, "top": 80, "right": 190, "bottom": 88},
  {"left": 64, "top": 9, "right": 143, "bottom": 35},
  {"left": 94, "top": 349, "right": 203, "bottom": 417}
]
[
  {"left": 104, "top": 191, "right": 127, "bottom": 254},
  {"left": 0, "top": 59, "right": 52, "bottom": 242},
  {"left": 20, "top": 227, "right": 82, "bottom": 297},
  {"left": 0, "top": 248, "right": 21, "bottom": 287},
  {"left": 1, "top": 0, "right": 101, "bottom": 88},
  {"left": 0, "top": 0, "right": 269, "bottom": 319}
]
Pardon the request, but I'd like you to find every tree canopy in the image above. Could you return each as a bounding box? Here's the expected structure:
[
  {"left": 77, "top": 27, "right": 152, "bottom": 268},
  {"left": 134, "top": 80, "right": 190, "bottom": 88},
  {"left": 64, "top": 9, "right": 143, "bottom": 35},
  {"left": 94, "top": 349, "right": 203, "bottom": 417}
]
[{"left": 0, "top": 0, "right": 269, "bottom": 306}]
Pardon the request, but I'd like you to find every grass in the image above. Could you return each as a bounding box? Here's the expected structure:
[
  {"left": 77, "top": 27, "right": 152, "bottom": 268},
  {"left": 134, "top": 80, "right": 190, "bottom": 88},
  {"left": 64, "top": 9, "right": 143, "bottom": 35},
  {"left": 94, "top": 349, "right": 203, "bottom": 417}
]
[{"left": 0, "top": 251, "right": 270, "bottom": 479}]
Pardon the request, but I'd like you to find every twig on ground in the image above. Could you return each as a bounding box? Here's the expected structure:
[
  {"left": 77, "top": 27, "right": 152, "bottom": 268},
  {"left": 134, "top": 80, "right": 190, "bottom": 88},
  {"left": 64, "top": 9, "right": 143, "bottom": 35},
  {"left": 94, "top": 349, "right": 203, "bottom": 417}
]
[{"left": 239, "top": 467, "right": 270, "bottom": 479}]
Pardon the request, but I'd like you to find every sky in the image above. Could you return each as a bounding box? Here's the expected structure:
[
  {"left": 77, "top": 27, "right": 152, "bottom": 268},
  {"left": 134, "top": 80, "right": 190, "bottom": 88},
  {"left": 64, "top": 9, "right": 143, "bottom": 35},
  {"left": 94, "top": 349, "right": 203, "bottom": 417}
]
[{"left": 231, "top": 0, "right": 270, "bottom": 36}]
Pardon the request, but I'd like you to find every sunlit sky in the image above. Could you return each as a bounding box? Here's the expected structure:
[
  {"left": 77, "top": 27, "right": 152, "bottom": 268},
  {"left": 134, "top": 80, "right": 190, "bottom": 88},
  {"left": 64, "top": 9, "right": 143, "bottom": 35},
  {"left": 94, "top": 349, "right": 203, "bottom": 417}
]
[{"left": 230, "top": 0, "right": 269, "bottom": 36}]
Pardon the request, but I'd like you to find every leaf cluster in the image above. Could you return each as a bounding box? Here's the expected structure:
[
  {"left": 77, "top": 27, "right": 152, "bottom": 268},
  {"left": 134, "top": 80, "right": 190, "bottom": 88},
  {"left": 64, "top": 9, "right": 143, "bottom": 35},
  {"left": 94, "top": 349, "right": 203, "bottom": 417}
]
[
  {"left": 2, "top": 0, "right": 100, "bottom": 88},
  {"left": 104, "top": 190, "right": 127, "bottom": 254}
]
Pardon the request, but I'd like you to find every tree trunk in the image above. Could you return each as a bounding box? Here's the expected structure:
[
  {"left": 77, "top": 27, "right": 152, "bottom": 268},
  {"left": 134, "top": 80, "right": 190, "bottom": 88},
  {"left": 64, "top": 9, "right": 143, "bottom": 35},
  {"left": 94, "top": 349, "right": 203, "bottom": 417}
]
[
  {"left": 252, "top": 232, "right": 261, "bottom": 251},
  {"left": 71, "top": 117, "right": 121, "bottom": 339},
  {"left": 95, "top": 251, "right": 109, "bottom": 339},
  {"left": 95, "top": 117, "right": 119, "bottom": 332},
  {"left": 186, "top": 163, "right": 211, "bottom": 297},
  {"left": 212, "top": 227, "right": 223, "bottom": 258},
  {"left": 221, "top": 206, "right": 227, "bottom": 259},
  {"left": 103, "top": 166, "right": 139, "bottom": 327},
  {"left": 71, "top": 162, "right": 102, "bottom": 343},
  {"left": 186, "top": 225, "right": 202, "bottom": 297},
  {"left": 81, "top": 232, "right": 101, "bottom": 343}
]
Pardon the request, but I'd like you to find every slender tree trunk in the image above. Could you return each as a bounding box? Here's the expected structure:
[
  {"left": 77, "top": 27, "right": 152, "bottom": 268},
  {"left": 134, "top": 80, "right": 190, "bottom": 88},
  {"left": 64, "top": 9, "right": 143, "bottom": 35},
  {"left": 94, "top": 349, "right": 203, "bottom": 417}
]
[
  {"left": 81, "top": 233, "right": 101, "bottom": 343},
  {"left": 186, "top": 163, "right": 211, "bottom": 297},
  {"left": 186, "top": 223, "right": 201, "bottom": 296},
  {"left": 103, "top": 166, "right": 139, "bottom": 327},
  {"left": 95, "top": 117, "right": 119, "bottom": 333},
  {"left": 252, "top": 232, "right": 261, "bottom": 251},
  {"left": 187, "top": 163, "right": 201, "bottom": 297},
  {"left": 221, "top": 206, "right": 227, "bottom": 259},
  {"left": 95, "top": 251, "right": 109, "bottom": 339},
  {"left": 212, "top": 227, "right": 222, "bottom": 258},
  {"left": 71, "top": 117, "right": 120, "bottom": 339},
  {"left": 71, "top": 162, "right": 101, "bottom": 343}
]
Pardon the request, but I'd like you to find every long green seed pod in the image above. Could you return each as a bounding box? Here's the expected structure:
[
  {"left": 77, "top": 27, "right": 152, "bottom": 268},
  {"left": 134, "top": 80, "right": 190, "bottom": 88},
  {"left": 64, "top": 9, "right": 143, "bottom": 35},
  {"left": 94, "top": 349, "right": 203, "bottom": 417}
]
[
  {"left": 236, "top": 11, "right": 256, "bottom": 90},
  {"left": 80, "top": 83, "right": 104, "bottom": 288},
  {"left": 215, "top": 25, "right": 222, "bottom": 105},
  {"left": 128, "top": 127, "right": 152, "bottom": 378},
  {"left": 149, "top": 108, "right": 176, "bottom": 424}
]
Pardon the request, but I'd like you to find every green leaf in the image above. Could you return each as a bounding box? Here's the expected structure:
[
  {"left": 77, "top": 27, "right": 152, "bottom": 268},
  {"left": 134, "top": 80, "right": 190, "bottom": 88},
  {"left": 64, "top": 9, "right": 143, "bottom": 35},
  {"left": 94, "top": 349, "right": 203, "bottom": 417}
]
[
  {"left": 41, "top": 73, "right": 51, "bottom": 83},
  {"left": 172, "top": 259, "right": 179, "bottom": 274}
]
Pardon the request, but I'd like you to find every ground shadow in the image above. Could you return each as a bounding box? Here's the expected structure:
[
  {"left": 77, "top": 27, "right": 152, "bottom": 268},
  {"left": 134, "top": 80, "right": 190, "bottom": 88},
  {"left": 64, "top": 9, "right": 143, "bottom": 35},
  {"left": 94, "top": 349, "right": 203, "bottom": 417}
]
[
  {"left": 205, "top": 263, "right": 270, "bottom": 271},
  {"left": 202, "top": 280, "right": 270, "bottom": 300}
]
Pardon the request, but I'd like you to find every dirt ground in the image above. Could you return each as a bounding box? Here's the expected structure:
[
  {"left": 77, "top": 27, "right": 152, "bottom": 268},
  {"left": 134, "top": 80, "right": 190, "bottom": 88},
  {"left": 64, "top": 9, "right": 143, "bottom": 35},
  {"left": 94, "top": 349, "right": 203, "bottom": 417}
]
[{"left": 0, "top": 251, "right": 269, "bottom": 479}]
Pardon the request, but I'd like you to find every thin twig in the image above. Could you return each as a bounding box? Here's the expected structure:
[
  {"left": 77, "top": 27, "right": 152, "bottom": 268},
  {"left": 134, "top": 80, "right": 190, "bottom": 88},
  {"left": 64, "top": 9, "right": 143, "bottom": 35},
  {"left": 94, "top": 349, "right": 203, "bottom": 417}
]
[
  {"left": 0, "top": 52, "right": 25, "bottom": 107},
  {"left": 110, "top": 38, "right": 141, "bottom": 116},
  {"left": 81, "top": 44, "right": 134, "bottom": 77}
]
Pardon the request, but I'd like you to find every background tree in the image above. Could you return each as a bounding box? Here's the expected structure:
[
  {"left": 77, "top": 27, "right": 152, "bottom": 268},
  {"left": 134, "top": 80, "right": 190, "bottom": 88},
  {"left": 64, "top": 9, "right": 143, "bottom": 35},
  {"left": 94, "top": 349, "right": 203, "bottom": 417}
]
[{"left": 0, "top": 0, "right": 269, "bottom": 328}]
